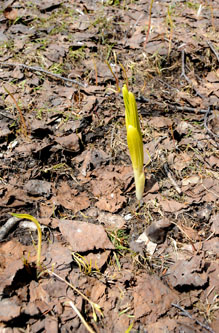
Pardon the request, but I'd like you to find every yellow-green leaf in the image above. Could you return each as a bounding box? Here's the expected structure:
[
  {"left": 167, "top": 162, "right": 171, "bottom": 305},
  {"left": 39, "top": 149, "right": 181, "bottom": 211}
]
[
  {"left": 122, "top": 84, "right": 145, "bottom": 200},
  {"left": 127, "top": 125, "right": 143, "bottom": 171},
  {"left": 10, "top": 213, "right": 42, "bottom": 267}
]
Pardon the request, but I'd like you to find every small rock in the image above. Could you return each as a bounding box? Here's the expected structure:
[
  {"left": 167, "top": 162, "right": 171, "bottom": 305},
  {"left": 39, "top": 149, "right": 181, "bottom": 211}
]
[{"left": 146, "top": 218, "right": 172, "bottom": 244}]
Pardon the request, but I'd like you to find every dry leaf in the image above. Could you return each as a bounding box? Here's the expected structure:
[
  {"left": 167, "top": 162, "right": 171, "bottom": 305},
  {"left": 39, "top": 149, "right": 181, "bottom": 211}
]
[{"left": 3, "top": 7, "right": 18, "bottom": 20}]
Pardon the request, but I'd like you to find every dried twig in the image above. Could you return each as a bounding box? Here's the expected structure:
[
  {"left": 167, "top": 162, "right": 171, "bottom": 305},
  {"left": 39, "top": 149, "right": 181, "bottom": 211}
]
[
  {"left": 167, "top": 5, "right": 174, "bottom": 58},
  {"left": 0, "top": 62, "right": 87, "bottom": 88},
  {"left": 163, "top": 163, "right": 182, "bottom": 194},
  {"left": 143, "top": 0, "right": 155, "bottom": 48},
  {"left": 47, "top": 270, "right": 103, "bottom": 319},
  {"left": 172, "top": 303, "right": 215, "bottom": 333},
  {"left": 0, "top": 216, "right": 19, "bottom": 241},
  {"left": 105, "top": 60, "right": 120, "bottom": 93},
  {"left": 92, "top": 57, "right": 98, "bottom": 86},
  {"left": 3, "top": 85, "right": 28, "bottom": 137},
  {"left": 180, "top": 49, "right": 190, "bottom": 82},
  {"left": 0, "top": 111, "right": 15, "bottom": 121},
  {"left": 67, "top": 301, "right": 96, "bottom": 333},
  {"left": 136, "top": 94, "right": 211, "bottom": 114},
  {"left": 207, "top": 41, "right": 219, "bottom": 62},
  {"left": 123, "top": 91, "right": 218, "bottom": 117}
]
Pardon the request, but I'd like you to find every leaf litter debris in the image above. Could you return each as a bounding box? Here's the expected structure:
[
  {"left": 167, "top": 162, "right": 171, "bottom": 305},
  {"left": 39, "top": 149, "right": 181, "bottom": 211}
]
[{"left": 0, "top": 0, "right": 218, "bottom": 332}]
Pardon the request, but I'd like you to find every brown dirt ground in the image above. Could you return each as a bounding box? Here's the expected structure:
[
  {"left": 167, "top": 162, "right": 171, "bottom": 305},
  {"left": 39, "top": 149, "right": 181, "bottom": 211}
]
[{"left": 0, "top": 0, "right": 218, "bottom": 332}]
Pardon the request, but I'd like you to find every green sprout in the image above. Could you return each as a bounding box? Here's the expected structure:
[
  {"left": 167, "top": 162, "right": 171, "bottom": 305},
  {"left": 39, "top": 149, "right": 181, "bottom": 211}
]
[
  {"left": 122, "top": 84, "right": 145, "bottom": 200},
  {"left": 10, "top": 213, "right": 42, "bottom": 268}
]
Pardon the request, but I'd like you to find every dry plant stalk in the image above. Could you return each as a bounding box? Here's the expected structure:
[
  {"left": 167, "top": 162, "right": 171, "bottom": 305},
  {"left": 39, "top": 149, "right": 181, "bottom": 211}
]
[
  {"left": 47, "top": 270, "right": 103, "bottom": 322},
  {"left": 105, "top": 60, "right": 120, "bottom": 93},
  {"left": 92, "top": 57, "right": 98, "bottom": 86},
  {"left": 67, "top": 301, "right": 96, "bottom": 333},
  {"left": 3, "top": 85, "right": 28, "bottom": 137},
  {"left": 120, "top": 62, "right": 129, "bottom": 88},
  {"left": 143, "top": 0, "right": 155, "bottom": 48},
  {"left": 167, "top": 5, "right": 174, "bottom": 58}
]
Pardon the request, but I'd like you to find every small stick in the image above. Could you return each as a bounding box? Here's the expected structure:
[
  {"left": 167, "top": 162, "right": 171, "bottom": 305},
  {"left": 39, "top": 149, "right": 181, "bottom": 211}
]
[
  {"left": 92, "top": 57, "right": 98, "bottom": 86},
  {"left": 3, "top": 85, "right": 28, "bottom": 137},
  {"left": 105, "top": 60, "right": 120, "bottom": 93},
  {"left": 172, "top": 303, "right": 215, "bottom": 333},
  {"left": 67, "top": 301, "right": 96, "bottom": 333},
  {"left": 207, "top": 41, "right": 219, "bottom": 62},
  {"left": 0, "top": 62, "right": 87, "bottom": 88},
  {"left": 180, "top": 49, "right": 188, "bottom": 80},
  {"left": 163, "top": 163, "right": 182, "bottom": 194},
  {"left": 0, "top": 111, "right": 15, "bottom": 121},
  {"left": 47, "top": 270, "right": 102, "bottom": 315},
  {"left": 167, "top": 5, "right": 174, "bottom": 58},
  {"left": 143, "top": 0, "right": 155, "bottom": 48},
  {"left": 120, "top": 62, "right": 129, "bottom": 89},
  {"left": 0, "top": 216, "right": 19, "bottom": 241},
  {"left": 136, "top": 94, "right": 214, "bottom": 114}
]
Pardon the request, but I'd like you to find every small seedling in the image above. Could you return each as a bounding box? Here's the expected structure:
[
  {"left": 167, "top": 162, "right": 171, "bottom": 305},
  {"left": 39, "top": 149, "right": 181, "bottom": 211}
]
[
  {"left": 10, "top": 213, "right": 42, "bottom": 268},
  {"left": 122, "top": 84, "right": 145, "bottom": 200},
  {"left": 3, "top": 85, "right": 28, "bottom": 137},
  {"left": 72, "top": 251, "right": 100, "bottom": 275},
  {"left": 106, "top": 59, "right": 120, "bottom": 93}
]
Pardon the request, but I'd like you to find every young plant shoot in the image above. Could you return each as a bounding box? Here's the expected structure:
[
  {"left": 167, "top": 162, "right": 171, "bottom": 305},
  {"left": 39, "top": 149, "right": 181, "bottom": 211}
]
[{"left": 122, "top": 85, "right": 145, "bottom": 200}]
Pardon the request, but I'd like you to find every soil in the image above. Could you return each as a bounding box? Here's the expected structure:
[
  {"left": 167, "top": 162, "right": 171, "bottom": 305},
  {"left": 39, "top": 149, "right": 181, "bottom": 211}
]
[{"left": 0, "top": 1, "right": 219, "bottom": 332}]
